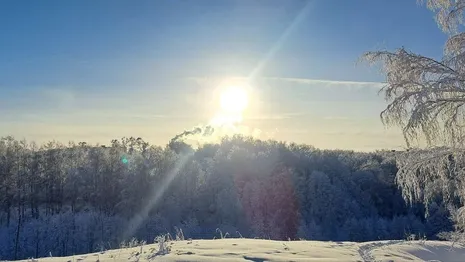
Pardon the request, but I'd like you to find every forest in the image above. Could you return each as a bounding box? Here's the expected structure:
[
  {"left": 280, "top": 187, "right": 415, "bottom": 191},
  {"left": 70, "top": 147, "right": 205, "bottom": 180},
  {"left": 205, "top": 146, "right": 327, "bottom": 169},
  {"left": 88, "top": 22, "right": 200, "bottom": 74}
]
[{"left": 0, "top": 135, "right": 454, "bottom": 260}]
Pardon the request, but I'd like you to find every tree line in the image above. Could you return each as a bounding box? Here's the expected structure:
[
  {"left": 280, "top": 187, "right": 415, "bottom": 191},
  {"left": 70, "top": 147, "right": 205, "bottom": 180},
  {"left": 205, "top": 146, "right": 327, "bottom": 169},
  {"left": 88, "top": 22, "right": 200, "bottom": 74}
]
[{"left": 0, "top": 135, "right": 452, "bottom": 260}]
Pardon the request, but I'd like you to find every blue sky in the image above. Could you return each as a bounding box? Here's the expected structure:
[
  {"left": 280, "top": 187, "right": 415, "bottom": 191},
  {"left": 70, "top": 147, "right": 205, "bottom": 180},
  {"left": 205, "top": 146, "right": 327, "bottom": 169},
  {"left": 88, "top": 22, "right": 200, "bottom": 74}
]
[{"left": 0, "top": 0, "right": 448, "bottom": 150}]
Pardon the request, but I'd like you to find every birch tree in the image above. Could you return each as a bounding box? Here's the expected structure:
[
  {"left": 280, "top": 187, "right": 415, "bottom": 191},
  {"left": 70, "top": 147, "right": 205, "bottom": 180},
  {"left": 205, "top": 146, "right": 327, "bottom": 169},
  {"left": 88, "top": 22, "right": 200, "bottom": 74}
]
[{"left": 364, "top": 0, "right": 465, "bottom": 239}]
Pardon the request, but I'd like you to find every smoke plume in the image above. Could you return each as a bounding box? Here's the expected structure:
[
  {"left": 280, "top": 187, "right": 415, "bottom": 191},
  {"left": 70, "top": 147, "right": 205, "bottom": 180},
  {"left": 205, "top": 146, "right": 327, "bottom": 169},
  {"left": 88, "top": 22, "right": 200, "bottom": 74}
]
[{"left": 170, "top": 125, "right": 215, "bottom": 143}]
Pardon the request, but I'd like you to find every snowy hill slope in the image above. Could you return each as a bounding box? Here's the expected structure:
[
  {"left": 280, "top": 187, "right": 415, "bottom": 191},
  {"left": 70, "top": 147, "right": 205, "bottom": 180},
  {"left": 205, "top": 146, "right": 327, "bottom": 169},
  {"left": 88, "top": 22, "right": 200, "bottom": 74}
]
[{"left": 17, "top": 239, "right": 465, "bottom": 262}]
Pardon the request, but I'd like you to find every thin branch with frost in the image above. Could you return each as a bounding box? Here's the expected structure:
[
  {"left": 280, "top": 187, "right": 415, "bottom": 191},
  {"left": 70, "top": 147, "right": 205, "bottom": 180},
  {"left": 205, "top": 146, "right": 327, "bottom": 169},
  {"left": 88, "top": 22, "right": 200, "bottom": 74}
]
[
  {"left": 395, "top": 147, "right": 465, "bottom": 204},
  {"left": 364, "top": 47, "right": 465, "bottom": 147},
  {"left": 420, "top": 0, "right": 465, "bottom": 33}
]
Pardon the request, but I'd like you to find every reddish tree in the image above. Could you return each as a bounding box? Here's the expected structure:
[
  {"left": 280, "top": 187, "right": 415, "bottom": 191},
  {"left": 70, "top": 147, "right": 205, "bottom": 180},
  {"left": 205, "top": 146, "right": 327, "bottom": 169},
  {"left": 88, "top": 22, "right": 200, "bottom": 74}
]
[{"left": 234, "top": 165, "right": 299, "bottom": 239}]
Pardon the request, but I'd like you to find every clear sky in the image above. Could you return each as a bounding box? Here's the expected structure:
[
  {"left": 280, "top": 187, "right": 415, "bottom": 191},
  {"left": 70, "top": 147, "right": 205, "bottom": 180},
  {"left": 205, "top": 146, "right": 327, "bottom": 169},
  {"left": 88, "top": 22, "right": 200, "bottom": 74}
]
[{"left": 0, "top": 0, "right": 448, "bottom": 151}]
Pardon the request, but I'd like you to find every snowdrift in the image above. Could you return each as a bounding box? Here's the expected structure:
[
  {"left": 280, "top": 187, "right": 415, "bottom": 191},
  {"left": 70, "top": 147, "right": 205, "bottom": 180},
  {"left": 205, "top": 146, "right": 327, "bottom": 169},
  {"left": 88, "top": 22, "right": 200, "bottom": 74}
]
[{"left": 17, "top": 239, "right": 465, "bottom": 262}]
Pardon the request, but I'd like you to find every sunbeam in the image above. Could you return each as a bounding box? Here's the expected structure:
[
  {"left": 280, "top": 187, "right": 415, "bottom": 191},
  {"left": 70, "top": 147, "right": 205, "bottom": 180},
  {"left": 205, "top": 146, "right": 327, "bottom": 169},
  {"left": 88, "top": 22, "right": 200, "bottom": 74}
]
[
  {"left": 122, "top": 151, "right": 194, "bottom": 240},
  {"left": 247, "top": 1, "right": 313, "bottom": 81}
]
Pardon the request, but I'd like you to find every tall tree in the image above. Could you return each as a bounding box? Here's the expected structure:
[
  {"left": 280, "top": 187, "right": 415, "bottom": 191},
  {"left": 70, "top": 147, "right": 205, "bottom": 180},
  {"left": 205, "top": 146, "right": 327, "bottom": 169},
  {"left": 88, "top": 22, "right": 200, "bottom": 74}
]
[{"left": 364, "top": 0, "right": 465, "bottom": 239}]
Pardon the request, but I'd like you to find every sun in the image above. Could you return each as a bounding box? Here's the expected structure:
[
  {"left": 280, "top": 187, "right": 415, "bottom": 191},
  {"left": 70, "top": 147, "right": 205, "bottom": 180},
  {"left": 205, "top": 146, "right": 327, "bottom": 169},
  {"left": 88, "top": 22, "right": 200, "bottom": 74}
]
[
  {"left": 219, "top": 86, "right": 249, "bottom": 113},
  {"left": 210, "top": 81, "right": 251, "bottom": 127}
]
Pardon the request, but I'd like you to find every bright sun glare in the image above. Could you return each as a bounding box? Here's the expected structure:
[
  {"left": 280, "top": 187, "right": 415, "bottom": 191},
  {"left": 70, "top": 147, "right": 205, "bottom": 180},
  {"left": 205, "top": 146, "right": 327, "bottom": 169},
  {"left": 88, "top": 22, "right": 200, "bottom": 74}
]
[
  {"left": 220, "top": 86, "right": 249, "bottom": 113},
  {"left": 210, "top": 83, "right": 250, "bottom": 127}
]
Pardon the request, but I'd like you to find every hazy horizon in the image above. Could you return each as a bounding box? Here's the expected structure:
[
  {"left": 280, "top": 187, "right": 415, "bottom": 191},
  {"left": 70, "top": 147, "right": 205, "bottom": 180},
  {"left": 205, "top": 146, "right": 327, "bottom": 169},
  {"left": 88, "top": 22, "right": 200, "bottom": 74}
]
[{"left": 0, "top": 0, "right": 446, "bottom": 151}]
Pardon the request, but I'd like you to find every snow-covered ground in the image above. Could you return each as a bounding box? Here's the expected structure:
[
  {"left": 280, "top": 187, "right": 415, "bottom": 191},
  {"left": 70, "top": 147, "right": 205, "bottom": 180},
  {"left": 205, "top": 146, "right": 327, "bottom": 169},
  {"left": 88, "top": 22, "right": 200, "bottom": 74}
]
[{"left": 17, "top": 239, "right": 465, "bottom": 262}]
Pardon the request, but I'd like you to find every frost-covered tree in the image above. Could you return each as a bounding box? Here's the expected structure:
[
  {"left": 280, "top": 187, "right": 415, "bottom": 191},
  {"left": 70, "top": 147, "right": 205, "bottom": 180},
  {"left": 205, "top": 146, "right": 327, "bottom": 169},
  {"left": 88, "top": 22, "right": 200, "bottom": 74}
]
[
  {"left": 365, "top": 1, "right": 465, "bottom": 147},
  {"left": 364, "top": 0, "right": 465, "bottom": 239}
]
